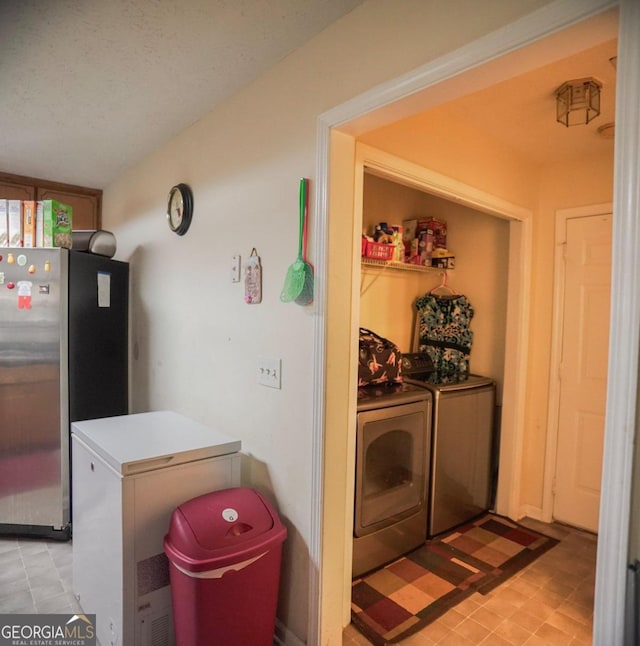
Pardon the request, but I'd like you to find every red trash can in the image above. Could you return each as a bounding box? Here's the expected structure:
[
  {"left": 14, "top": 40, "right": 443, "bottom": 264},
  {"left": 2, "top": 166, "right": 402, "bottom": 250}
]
[{"left": 164, "top": 487, "right": 287, "bottom": 646}]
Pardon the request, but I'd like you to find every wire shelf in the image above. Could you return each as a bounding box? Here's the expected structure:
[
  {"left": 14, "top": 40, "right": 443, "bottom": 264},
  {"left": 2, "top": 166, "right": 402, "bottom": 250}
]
[{"left": 361, "top": 258, "right": 442, "bottom": 274}]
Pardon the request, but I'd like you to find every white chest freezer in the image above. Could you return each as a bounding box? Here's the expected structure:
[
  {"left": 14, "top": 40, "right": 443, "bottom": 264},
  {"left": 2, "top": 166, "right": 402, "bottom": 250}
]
[{"left": 71, "top": 411, "right": 241, "bottom": 646}]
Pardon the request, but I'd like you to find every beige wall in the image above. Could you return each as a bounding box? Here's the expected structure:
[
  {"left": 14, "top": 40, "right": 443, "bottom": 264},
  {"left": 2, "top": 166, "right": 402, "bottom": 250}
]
[
  {"left": 360, "top": 107, "right": 540, "bottom": 211},
  {"left": 100, "top": 0, "right": 558, "bottom": 642},
  {"left": 522, "top": 151, "right": 614, "bottom": 507}
]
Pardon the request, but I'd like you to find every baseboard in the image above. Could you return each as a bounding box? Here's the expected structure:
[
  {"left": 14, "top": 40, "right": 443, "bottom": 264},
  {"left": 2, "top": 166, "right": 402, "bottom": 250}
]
[
  {"left": 274, "top": 619, "right": 305, "bottom": 646},
  {"left": 518, "top": 504, "right": 544, "bottom": 522}
]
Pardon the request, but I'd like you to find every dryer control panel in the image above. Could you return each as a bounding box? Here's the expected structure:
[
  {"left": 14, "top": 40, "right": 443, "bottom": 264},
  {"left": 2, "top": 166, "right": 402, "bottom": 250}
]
[{"left": 402, "top": 352, "right": 435, "bottom": 378}]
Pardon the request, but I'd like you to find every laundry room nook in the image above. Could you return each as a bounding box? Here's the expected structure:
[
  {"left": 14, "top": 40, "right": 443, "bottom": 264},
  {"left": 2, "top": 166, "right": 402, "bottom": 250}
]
[
  {"left": 345, "top": 97, "right": 614, "bottom": 639},
  {"left": 352, "top": 160, "right": 512, "bottom": 573},
  {"left": 348, "top": 153, "right": 573, "bottom": 645}
]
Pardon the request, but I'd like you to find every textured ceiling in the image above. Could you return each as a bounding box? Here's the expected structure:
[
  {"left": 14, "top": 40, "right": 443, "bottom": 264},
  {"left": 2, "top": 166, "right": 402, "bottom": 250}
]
[
  {"left": 0, "top": 0, "right": 364, "bottom": 189},
  {"left": 0, "top": 2, "right": 618, "bottom": 192}
]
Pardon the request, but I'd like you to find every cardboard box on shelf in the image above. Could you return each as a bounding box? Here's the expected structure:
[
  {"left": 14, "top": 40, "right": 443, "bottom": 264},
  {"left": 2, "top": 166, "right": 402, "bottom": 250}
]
[
  {"left": 419, "top": 218, "right": 447, "bottom": 249},
  {"left": 402, "top": 218, "right": 420, "bottom": 264},
  {"left": 431, "top": 255, "right": 455, "bottom": 269},
  {"left": 35, "top": 201, "right": 44, "bottom": 247},
  {"left": 0, "top": 200, "right": 8, "bottom": 247},
  {"left": 418, "top": 228, "right": 434, "bottom": 266},
  {"left": 8, "top": 200, "right": 22, "bottom": 247},
  {"left": 402, "top": 219, "right": 418, "bottom": 243},
  {"left": 42, "top": 200, "right": 73, "bottom": 248},
  {"left": 22, "top": 201, "right": 36, "bottom": 248}
]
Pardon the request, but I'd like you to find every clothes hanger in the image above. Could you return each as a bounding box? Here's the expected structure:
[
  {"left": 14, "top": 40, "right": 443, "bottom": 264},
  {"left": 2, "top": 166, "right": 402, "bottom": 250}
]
[{"left": 429, "top": 270, "right": 458, "bottom": 296}]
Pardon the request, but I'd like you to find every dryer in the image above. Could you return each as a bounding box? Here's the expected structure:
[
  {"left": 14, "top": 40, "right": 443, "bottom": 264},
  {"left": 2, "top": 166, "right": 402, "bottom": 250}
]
[{"left": 403, "top": 353, "right": 496, "bottom": 537}]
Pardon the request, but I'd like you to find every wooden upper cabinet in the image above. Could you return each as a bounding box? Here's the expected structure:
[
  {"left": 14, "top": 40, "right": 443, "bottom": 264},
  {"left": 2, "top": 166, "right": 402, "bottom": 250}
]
[
  {"left": 0, "top": 172, "right": 102, "bottom": 231},
  {"left": 36, "top": 187, "right": 100, "bottom": 231},
  {"left": 0, "top": 176, "right": 36, "bottom": 201}
]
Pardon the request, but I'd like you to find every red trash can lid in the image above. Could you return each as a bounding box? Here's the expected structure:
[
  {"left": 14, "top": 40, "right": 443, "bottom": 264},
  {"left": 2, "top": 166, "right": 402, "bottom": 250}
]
[{"left": 164, "top": 487, "right": 286, "bottom": 573}]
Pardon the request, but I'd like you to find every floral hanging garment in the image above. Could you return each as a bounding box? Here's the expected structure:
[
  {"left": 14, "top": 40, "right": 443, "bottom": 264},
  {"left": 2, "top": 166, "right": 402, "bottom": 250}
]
[{"left": 415, "top": 293, "right": 474, "bottom": 383}]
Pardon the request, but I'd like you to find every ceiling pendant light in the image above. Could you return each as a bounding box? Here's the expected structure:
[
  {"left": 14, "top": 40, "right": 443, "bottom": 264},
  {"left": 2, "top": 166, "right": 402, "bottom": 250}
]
[{"left": 555, "top": 77, "right": 602, "bottom": 127}]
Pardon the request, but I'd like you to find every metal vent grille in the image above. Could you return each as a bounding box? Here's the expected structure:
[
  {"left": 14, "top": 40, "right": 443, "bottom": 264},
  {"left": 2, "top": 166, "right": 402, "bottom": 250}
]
[
  {"left": 137, "top": 553, "right": 170, "bottom": 596},
  {"left": 150, "top": 613, "right": 169, "bottom": 646}
]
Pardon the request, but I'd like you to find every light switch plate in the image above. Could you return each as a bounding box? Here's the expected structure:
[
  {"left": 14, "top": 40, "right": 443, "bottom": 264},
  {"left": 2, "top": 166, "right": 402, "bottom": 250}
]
[{"left": 257, "top": 356, "right": 281, "bottom": 389}]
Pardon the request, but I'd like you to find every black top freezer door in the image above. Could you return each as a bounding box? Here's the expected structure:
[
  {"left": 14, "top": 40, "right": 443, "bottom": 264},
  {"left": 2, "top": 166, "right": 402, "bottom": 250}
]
[{"left": 68, "top": 251, "right": 128, "bottom": 422}]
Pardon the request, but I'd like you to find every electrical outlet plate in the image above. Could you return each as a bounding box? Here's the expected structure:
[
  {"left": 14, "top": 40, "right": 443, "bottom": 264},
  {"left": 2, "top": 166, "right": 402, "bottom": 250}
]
[
  {"left": 231, "top": 255, "right": 241, "bottom": 283},
  {"left": 258, "top": 356, "right": 281, "bottom": 389}
]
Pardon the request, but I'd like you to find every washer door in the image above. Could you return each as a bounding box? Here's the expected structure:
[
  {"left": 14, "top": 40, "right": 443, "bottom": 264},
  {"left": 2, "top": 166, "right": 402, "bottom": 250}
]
[{"left": 354, "top": 399, "right": 430, "bottom": 537}]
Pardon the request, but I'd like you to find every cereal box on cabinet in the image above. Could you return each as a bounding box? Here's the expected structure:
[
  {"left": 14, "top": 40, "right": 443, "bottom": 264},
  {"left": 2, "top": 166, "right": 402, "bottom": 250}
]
[
  {"left": 8, "top": 200, "right": 22, "bottom": 247},
  {"left": 35, "top": 201, "right": 44, "bottom": 247},
  {"left": 22, "top": 201, "right": 36, "bottom": 248},
  {"left": 42, "top": 200, "right": 73, "bottom": 248},
  {"left": 0, "top": 199, "right": 8, "bottom": 247}
]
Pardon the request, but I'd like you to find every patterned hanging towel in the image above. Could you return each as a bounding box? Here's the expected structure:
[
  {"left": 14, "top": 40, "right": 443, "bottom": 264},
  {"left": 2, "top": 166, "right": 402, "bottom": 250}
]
[{"left": 415, "top": 293, "right": 474, "bottom": 383}]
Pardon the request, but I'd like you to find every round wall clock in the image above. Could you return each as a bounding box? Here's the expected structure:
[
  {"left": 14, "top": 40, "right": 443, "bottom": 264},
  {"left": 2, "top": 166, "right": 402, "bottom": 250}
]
[{"left": 167, "top": 183, "right": 193, "bottom": 236}]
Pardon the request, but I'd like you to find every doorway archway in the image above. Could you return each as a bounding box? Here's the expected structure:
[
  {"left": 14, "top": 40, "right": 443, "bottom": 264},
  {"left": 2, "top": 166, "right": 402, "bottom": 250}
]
[{"left": 309, "top": 2, "right": 640, "bottom": 644}]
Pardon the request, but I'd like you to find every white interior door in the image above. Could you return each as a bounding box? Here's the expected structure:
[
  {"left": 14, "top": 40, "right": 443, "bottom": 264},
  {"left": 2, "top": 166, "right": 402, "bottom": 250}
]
[{"left": 553, "top": 213, "right": 612, "bottom": 532}]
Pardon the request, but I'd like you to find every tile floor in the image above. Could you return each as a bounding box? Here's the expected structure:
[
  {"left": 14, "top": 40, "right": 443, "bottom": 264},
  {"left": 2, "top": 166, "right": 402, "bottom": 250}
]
[
  {"left": 0, "top": 518, "right": 596, "bottom": 646},
  {"left": 0, "top": 535, "right": 83, "bottom": 615},
  {"left": 344, "top": 519, "right": 597, "bottom": 646}
]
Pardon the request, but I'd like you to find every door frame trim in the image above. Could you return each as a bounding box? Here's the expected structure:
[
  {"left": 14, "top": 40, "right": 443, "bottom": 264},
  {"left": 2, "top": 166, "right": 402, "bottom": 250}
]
[
  {"left": 543, "top": 203, "right": 613, "bottom": 526},
  {"left": 594, "top": 0, "right": 640, "bottom": 641}
]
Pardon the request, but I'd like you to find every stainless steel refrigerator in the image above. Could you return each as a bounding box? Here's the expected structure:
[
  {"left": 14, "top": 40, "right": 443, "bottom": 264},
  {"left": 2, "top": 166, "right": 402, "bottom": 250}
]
[{"left": 0, "top": 247, "right": 128, "bottom": 539}]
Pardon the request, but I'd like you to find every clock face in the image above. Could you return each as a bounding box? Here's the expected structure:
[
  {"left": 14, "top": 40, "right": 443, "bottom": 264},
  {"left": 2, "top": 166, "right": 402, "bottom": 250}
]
[
  {"left": 169, "top": 189, "right": 183, "bottom": 228},
  {"left": 167, "top": 184, "right": 193, "bottom": 235}
]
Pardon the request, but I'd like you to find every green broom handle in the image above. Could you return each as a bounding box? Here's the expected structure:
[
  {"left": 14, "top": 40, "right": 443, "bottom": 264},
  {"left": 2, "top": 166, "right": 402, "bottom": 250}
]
[{"left": 298, "top": 178, "right": 306, "bottom": 258}]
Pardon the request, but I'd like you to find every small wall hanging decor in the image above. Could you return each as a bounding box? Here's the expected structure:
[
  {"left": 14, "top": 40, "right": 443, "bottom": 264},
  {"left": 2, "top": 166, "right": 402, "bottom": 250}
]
[{"left": 244, "top": 248, "right": 262, "bottom": 304}]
